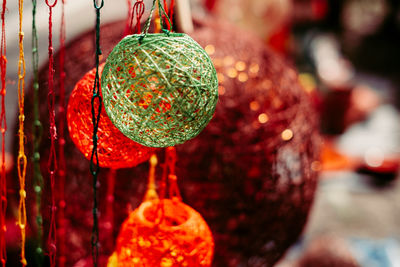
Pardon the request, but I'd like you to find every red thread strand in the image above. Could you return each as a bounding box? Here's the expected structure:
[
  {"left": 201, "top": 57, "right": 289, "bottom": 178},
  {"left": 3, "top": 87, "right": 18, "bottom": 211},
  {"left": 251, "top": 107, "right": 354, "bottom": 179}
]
[
  {"left": 162, "top": 0, "right": 174, "bottom": 31},
  {"left": 130, "top": 0, "right": 145, "bottom": 34},
  {"left": 57, "top": 1, "right": 66, "bottom": 267},
  {"left": 45, "top": 1, "right": 58, "bottom": 267},
  {"left": 0, "top": 0, "right": 7, "bottom": 266}
]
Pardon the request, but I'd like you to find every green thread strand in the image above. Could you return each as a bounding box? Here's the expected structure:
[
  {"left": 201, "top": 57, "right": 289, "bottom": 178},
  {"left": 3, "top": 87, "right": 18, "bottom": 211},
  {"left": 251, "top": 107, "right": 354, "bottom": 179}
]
[
  {"left": 31, "top": 0, "right": 45, "bottom": 264},
  {"left": 140, "top": 0, "right": 171, "bottom": 41},
  {"left": 90, "top": 1, "right": 103, "bottom": 266},
  {"left": 101, "top": 33, "right": 218, "bottom": 147}
]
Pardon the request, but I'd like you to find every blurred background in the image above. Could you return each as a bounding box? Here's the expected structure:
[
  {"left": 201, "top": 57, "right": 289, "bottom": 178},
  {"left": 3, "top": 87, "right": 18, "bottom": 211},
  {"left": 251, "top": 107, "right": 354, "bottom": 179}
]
[{"left": 2, "top": 0, "right": 400, "bottom": 266}]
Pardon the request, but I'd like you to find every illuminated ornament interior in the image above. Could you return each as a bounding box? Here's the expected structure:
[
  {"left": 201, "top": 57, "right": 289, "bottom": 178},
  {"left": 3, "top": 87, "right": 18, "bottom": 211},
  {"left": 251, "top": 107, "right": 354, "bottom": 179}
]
[
  {"left": 113, "top": 152, "right": 214, "bottom": 267},
  {"left": 67, "top": 64, "right": 156, "bottom": 168},
  {"left": 114, "top": 198, "right": 214, "bottom": 267},
  {"left": 101, "top": 32, "right": 218, "bottom": 147}
]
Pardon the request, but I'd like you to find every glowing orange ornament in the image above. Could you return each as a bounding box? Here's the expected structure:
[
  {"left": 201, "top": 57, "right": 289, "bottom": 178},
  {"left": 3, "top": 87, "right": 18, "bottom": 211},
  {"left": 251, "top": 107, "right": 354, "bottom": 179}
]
[
  {"left": 67, "top": 64, "right": 156, "bottom": 168},
  {"left": 114, "top": 198, "right": 214, "bottom": 267}
]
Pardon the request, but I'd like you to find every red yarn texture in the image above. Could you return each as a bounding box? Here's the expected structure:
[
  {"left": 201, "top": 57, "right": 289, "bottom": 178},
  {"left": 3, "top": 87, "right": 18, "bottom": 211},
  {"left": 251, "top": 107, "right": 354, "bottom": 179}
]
[
  {"left": 115, "top": 199, "right": 214, "bottom": 267},
  {"left": 67, "top": 64, "right": 156, "bottom": 168}
]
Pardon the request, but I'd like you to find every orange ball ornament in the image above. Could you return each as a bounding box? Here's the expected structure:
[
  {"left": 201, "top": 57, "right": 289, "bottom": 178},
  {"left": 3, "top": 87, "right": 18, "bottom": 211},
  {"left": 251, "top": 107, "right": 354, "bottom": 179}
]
[
  {"left": 67, "top": 64, "right": 156, "bottom": 168},
  {"left": 115, "top": 199, "right": 214, "bottom": 267}
]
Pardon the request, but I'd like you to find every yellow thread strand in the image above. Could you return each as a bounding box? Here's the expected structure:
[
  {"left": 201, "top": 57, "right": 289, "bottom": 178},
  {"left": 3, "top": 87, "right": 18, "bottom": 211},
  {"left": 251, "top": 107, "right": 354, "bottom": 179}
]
[{"left": 17, "top": 0, "right": 27, "bottom": 266}]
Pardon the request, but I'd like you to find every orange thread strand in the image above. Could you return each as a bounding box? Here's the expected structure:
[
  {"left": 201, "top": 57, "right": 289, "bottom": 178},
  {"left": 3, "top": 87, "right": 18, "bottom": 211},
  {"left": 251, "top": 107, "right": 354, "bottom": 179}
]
[{"left": 17, "top": 0, "right": 27, "bottom": 266}]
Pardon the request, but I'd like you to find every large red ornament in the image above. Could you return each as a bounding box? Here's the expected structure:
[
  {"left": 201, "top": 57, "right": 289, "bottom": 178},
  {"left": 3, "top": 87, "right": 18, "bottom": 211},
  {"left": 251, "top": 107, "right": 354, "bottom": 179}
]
[
  {"left": 114, "top": 199, "right": 214, "bottom": 267},
  {"left": 22, "top": 18, "right": 319, "bottom": 267},
  {"left": 67, "top": 65, "right": 156, "bottom": 168}
]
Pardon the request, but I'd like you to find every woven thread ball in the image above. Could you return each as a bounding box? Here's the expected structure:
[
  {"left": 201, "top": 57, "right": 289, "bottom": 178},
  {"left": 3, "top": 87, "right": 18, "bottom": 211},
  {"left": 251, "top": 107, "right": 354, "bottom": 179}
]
[
  {"left": 115, "top": 199, "right": 214, "bottom": 267},
  {"left": 67, "top": 64, "right": 156, "bottom": 168},
  {"left": 101, "top": 33, "right": 219, "bottom": 147}
]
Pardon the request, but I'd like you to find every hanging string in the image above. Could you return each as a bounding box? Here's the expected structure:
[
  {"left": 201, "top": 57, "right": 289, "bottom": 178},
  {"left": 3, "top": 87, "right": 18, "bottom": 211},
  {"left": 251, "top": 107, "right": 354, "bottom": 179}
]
[
  {"left": 125, "top": 0, "right": 145, "bottom": 35},
  {"left": 31, "top": 0, "right": 45, "bottom": 265},
  {"left": 165, "top": 147, "right": 181, "bottom": 200},
  {"left": 0, "top": 0, "right": 6, "bottom": 266},
  {"left": 57, "top": 1, "right": 67, "bottom": 267},
  {"left": 45, "top": 1, "right": 58, "bottom": 267},
  {"left": 90, "top": 1, "right": 104, "bottom": 266},
  {"left": 130, "top": 0, "right": 145, "bottom": 34},
  {"left": 157, "top": 147, "right": 180, "bottom": 224},
  {"left": 17, "top": 0, "right": 27, "bottom": 266},
  {"left": 162, "top": 0, "right": 174, "bottom": 31},
  {"left": 159, "top": 147, "right": 178, "bottom": 202},
  {"left": 140, "top": 0, "right": 172, "bottom": 42}
]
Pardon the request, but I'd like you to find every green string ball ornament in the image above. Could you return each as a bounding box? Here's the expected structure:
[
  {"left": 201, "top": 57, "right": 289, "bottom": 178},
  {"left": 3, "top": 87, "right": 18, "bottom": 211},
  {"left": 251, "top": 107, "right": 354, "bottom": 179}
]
[{"left": 101, "top": 32, "right": 219, "bottom": 147}]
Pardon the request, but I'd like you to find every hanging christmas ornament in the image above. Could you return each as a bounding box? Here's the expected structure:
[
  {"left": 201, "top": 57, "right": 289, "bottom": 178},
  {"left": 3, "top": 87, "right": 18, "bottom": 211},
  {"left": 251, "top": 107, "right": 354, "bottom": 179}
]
[
  {"left": 113, "top": 150, "right": 214, "bottom": 267},
  {"left": 67, "top": 65, "right": 156, "bottom": 168},
  {"left": 114, "top": 198, "right": 214, "bottom": 267},
  {"left": 101, "top": 0, "right": 218, "bottom": 147}
]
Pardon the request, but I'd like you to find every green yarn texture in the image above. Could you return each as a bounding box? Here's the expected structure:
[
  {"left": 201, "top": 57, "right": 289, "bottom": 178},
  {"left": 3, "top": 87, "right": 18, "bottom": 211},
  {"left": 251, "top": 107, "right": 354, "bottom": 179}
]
[{"left": 101, "top": 33, "right": 218, "bottom": 147}]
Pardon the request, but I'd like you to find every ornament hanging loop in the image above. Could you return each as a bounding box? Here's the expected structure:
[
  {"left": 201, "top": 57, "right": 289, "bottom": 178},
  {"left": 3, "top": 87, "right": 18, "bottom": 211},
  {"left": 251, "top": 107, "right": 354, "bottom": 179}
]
[
  {"left": 17, "top": 154, "right": 27, "bottom": 182},
  {"left": 168, "top": 174, "right": 182, "bottom": 201},
  {"left": 130, "top": 0, "right": 145, "bottom": 34},
  {"left": 141, "top": 0, "right": 172, "bottom": 41},
  {"left": 93, "top": 0, "right": 104, "bottom": 9},
  {"left": 45, "top": 0, "right": 57, "bottom": 7}
]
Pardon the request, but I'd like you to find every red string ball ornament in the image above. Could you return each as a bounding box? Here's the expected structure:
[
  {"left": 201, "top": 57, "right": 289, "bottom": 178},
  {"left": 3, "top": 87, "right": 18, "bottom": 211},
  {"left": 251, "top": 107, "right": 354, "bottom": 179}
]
[
  {"left": 101, "top": 33, "right": 219, "bottom": 148},
  {"left": 113, "top": 199, "right": 214, "bottom": 267},
  {"left": 67, "top": 64, "right": 156, "bottom": 168}
]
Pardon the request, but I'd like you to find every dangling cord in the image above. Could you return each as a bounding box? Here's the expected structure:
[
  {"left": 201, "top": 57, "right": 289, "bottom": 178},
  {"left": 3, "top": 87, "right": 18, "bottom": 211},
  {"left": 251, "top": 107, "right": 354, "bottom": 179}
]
[
  {"left": 162, "top": 0, "right": 175, "bottom": 31},
  {"left": 129, "top": 0, "right": 145, "bottom": 35},
  {"left": 0, "top": 0, "right": 6, "bottom": 266},
  {"left": 57, "top": 1, "right": 67, "bottom": 267},
  {"left": 168, "top": 0, "right": 175, "bottom": 22},
  {"left": 45, "top": 1, "right": 58, "bottom": 267},
  {"left": 157, "top": 0, "right": 172, "bottom": 34},
  {"left": 140, "top": 0, "right": 172, "bottom": 42},
  {"left": 140, "top": 0, "right": 158, "bottom": 40},
  {"left": 165, "top": 147, "right": 181, "bottom": 201},
  {"left": 156, "top": 147, "right": 180, "bottom": 224},
  {"left": 31, "top": 0, "right": 45, "bottom": 265},
  {"left": 17, "top": 0, "right": 27, "bottom": 266},
  {"left": 90, "top": 1, "right": 104, "bottom": 266}
]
